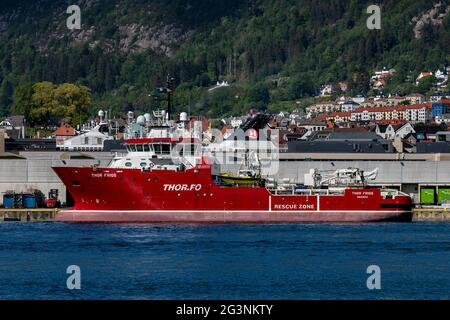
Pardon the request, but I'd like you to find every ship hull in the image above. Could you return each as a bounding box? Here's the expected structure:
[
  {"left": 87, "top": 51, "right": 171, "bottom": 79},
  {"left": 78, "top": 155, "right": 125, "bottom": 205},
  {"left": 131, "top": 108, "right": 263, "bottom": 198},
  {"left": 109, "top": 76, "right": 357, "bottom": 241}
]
[
  {"left": 56, "top": 209, "right": 412, "bottom": 223},
  {"left": 53, "top": 165, "right": 413, "bottom": 223}
]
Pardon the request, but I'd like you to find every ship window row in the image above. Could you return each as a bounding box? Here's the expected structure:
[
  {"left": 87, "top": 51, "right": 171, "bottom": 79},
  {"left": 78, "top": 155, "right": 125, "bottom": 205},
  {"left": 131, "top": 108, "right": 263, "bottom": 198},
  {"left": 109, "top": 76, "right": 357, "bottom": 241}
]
[
  {"left": 126, "top": 143, "right": 171, "bottom": 154},
  {"left": 124, "top": 162, "right": 148, "bottom": 167}
]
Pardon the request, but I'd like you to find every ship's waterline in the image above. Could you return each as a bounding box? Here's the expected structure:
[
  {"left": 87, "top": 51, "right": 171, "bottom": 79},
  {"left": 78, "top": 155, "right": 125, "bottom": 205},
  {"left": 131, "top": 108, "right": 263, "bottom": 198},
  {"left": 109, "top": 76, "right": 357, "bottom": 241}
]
[{"left": 56, "top": 209, "right": 412, "bottom": 223}]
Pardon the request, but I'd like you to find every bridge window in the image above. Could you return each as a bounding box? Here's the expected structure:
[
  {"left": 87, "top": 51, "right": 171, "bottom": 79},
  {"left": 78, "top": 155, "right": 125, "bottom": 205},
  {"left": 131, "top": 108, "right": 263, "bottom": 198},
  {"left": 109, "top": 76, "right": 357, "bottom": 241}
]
[
  {"left": 143, "top": 144, "right": 150, "bottom": 152},
  {"left": 136, "top": 144, "right": 143, "bottom": 152},
  {"left": 154, "top": 143, "right": 171, "bottom": 155},
  {"left": 161, "top": 143, "right": 171, "bottom": 154}
]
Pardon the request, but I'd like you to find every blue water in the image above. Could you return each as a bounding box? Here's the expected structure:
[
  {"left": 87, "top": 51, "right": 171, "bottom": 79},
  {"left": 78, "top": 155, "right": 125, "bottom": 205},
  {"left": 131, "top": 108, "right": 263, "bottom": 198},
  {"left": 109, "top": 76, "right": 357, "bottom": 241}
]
[{"left": 0, "top": 222, "right": 449, "bottom": 300}]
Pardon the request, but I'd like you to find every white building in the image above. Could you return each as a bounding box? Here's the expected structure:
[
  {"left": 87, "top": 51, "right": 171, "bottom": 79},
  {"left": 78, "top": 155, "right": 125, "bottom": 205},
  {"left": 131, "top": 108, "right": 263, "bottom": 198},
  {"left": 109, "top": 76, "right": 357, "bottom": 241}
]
[
  {"left": 405, "top": 93, "right": 426, "bottom": 105},
  {"left": 351, "top": 105, "right": 432, "bottom": 123},
  {"left": 435, "top": 66, "right": 449, "bottom": 87},
  {"left": 375, "top": 123, "right": 415, "bottom": 140},
  {"left": 57, "top": 124, "right": 113, "bottom": 151},
  {"left": 306, "top": 101, "right": 340, "bottom": 115},
  {"left": 320, "top": 84, "right": 335, "bottom": 96},
  {"left": 296, "top": 121, "right": 327, "bottom": 140},
  {"left": 351, "top": 95, "right": 366, "bottom": 104},
  {"left": 340, "top": 100, "right": 360, "bottom": 112},
  {"left": 435, "top": 114, "right": 450, "bottom": 125}
]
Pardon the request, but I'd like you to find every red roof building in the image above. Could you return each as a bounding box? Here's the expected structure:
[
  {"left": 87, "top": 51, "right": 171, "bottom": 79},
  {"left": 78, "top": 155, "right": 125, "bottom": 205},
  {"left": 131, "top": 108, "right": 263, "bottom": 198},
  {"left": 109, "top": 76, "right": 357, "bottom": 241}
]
[{"left": 53, "top": 123, "right": 76, "bottom": 137}]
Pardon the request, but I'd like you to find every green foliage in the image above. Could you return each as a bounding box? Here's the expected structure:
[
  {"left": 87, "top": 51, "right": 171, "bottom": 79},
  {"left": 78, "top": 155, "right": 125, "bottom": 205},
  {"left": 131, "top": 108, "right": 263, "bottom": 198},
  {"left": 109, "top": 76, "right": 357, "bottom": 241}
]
[
  {"left": 0, "top": 0, "right": 449, "bottom": 119},
  {"left": 417, "top": 76, "right": 435, "bottom": 95},
  {"left": 12, "top": 81, "right": 91, "bottom": 127},
  {"left": 11, "top": 82, "right": 33, "bottom": 119}
]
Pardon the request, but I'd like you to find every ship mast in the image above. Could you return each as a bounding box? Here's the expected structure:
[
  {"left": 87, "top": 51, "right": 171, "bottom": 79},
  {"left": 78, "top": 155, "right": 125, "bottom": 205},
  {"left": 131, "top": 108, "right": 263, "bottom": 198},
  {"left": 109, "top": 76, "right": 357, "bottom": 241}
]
[
  {"left": 166, "top": 75, "right": 174, "bottom": 121},
  {"left": 151, "top": 74, "right": 175, "bottom": 124}
]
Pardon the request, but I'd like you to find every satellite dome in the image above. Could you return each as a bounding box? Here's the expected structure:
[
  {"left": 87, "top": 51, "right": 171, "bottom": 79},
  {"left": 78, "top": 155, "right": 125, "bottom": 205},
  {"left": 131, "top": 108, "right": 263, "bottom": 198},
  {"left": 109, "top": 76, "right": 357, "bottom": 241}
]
[
  {"left": 144, "top": 113, "right": 151, "bottom": 122},
  {"left": 98, "top": 110, "right": 105, "bottom": 117},
  {"left": 136, "top": 115, "right": 146, "bottom": 125},
  {"left": 180, "top": 112, "right": 188, "bottom": 122}
]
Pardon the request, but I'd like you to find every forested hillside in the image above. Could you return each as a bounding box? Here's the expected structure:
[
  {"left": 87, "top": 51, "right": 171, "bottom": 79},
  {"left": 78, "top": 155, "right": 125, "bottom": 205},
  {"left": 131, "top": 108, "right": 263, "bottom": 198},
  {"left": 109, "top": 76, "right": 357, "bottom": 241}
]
[{"left": 0, "top": 0, "right": 450, "bottom": 121}]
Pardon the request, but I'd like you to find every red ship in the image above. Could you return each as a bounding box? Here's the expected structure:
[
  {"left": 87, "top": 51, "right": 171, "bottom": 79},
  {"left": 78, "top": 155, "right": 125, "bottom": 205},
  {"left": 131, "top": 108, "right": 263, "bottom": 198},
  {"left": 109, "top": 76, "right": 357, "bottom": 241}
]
[
  {"left": 53, "top": 165, "right": 412, "bottom": 223},
  {"left": 53, "top": 142, "right": 413, "bottom": 223}
]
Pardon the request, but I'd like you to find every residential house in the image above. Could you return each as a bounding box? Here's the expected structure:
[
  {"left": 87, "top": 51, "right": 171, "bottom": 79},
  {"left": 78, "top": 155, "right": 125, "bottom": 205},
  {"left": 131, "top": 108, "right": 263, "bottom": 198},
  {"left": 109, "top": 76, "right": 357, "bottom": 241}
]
[
  {"left": 295, "top": 120, "right": 327, "bottom": 140},
  {"left": 435, "top": 114, "right": 450, "bottom": 125},
  {"left": 53, "top": 123, "right": 76, "bottom": 148},
  {"left": 351, "top": 95, "right": 367, "bottom": 104},
  {"left": 320, "top": 84, "right": 336, "bottom": 96},
  {"left": 340, "top": 100, "right": 360, "bottom": 112},
  {"left": 430, "top": 92, "right": 450, "bottom": 103},
  {"left": 324, "top": 111, "right": 352, "bottom": 123},
  {"left": 405, "top": 93, "right": 426, "bottom": 105},
  {"left": 359, "top": 98, "right": 396, "bottom": 108},
  {"left": 371, "top": 68, "right": 396, "bottom": 81},
  {"left": 372, "top": 80, "right": 385, "bottom": 89},
  {"left": 416, "top": 71, "right": 433, "bottom": 85},
  {"left": 435, "top": 65, "right": 449, "bottom": 87},
  {"left": 386, "top": 96, "right": 406, "bottom": 106},
  {"left": 401, "top": 132, "right": 418, "bottom": 153},
  {"left": 222, "top": 116, "right": 247, "bottom": 128},
  {"left": 375, "top": 123, "right": 415, "bottom": 140},
  {"left": 351, "top": 104, "right": 432, "bottom": 123},
  {"left": 289, "top": 108, "right": 306, "bottom": 125},
  {"left": 305, "top": 101, "right": 340, "bottom": 115}
]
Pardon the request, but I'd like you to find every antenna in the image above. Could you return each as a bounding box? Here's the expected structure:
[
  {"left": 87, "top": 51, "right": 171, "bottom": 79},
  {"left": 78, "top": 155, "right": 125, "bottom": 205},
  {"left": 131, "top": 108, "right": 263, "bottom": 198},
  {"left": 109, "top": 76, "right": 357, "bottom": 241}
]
[{"left": 167, "top": 75, "right": 174, "bottom": 121}]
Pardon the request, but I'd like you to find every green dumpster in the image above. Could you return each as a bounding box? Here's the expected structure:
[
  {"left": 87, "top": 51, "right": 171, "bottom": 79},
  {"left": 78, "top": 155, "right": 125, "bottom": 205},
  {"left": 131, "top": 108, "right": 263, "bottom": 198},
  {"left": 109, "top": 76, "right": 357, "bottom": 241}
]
[
  {"left": 420, "top": 188, "right": 435, "bottom": 205},
  {"left": 438, "top": 187, "right": 450, "bottom": 204}
]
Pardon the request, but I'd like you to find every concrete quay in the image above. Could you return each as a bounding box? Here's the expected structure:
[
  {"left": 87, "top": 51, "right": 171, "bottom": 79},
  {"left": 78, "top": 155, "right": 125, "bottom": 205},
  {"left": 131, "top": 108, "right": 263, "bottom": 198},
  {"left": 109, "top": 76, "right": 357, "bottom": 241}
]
[
  {"left": 0, "top": 208, "right": 58, "bottom": 222},
  {"left": 412, "top": 207, "right": 450, "bottom": 222}
]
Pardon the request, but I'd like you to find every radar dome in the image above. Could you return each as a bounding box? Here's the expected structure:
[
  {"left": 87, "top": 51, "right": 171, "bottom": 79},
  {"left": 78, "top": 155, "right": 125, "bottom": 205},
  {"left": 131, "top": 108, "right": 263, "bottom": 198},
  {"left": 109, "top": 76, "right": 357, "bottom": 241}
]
[
  {"left": 136, "top": 115, "right": 146, "bottom": 125},
  {"left": 98, "top": 110, "right": 105, "bottom": 117},
  {"left": 180, "top": 112, "right": 188, "bottom": 122},
  {"left": 144, "top": 113, "right": 151, "bottom": 122}
]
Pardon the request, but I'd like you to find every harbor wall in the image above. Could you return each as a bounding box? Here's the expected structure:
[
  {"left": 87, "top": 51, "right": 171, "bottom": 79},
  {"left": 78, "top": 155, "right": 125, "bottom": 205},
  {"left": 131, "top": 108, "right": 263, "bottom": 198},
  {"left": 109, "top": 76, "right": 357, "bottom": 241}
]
[{"left": 0, "top": 152, "right": 111, "bottom": 205}]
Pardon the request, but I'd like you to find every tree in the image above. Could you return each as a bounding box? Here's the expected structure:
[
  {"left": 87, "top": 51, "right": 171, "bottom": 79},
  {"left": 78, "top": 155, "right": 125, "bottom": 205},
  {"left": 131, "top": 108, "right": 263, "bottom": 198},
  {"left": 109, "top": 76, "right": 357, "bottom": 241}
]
[
  {"left": 0, "top": 79, "right": 13, "bottom": 116},
  {"left": 28, "top": 82, "right": 92, "bottom": 127},
  {"left": 247, "top": 83, "right": 270, "bottom": 108},
  {"left": 11, "top": 82, "right": 34, "bottom": 120},
  {"left": 53, "top": 83, "right": 92, "bottom": 127},
  {"left": 288, "top": 75, "right": 315, "bottom": 99},
  {"left": 30, "top": 82, "right": 57, "bottom": 125},
  {"left": 417, "top": 76, "right": 434, "bottom": 95}
]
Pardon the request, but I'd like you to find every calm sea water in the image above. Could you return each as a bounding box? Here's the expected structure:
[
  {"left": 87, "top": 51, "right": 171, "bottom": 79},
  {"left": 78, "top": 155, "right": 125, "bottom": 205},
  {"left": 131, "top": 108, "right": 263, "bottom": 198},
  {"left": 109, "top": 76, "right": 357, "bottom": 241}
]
[{"left": 0, "top": 222, "right": 449, "bottom": 300}]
